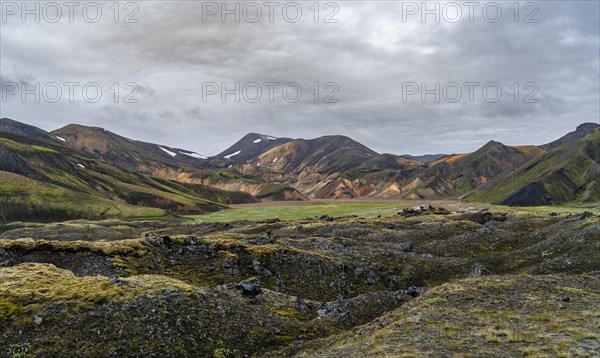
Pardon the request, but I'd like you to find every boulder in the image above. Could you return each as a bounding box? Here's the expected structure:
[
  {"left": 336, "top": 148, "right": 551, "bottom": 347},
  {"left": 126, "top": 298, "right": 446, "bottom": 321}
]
[
  {"left": 144, "top": 235, "right": 164, "bottom": 246},
  {"left": 237, "top": 278, "right": 261, "bottom": 296},
  {"left": 184, "top": 236, "right": 198, "bottom": 246},
  {"left": 34, "top": 315, "right": 43, "bottom": 326},
  {"left": 109, "top": 276, "right": 123, "bottom": 286},
  {"left": 579, "top": 211, "right": 593, "bottom": 220},
  {"left": 407, "top": 286, "right": 423, "bottom": 297},
  {"left": 477, "top": 211, "right": 493, "bottom": 224}
]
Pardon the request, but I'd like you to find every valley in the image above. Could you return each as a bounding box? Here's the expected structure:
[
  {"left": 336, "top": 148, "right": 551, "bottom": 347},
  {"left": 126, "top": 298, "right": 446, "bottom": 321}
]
[
  {"left": 2, "top": 118, "right": 599, "bottom": 224},
  {"left": 0, "top": 118, "right": 599, "bottom": 357},
  {"left": 3, "top": 3, "right": 598, "bottom": 356}
]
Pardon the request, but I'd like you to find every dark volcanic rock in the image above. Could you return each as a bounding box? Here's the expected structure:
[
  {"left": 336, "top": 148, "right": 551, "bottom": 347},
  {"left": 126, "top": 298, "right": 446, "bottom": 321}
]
[
  {"left": 238, "top": 278, "right": 262, "bottom": 296},
  {"left": 0, "top": 248, "right": 14, "bottom": 267},
  {"left": 399, "top": 205, "right": 451, "bottom": 217},
  {"left": 315, "top": 288, "right": 421, "bottom": 327},
  {"left": 144, "top": 235, "right": 164, "bottom": 246}
]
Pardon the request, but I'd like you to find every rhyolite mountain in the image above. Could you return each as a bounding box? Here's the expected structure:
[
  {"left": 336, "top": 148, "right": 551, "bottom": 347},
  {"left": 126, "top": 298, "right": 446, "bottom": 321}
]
[
  {"left": 50, "top": 124, "right": 305, "bottom": 201},
  {"left": 414, "top": 141, "right": 547, "bottom": 197},
  {"left": 230, "top": 135, "right": 425, "bottom": 198},
  {"left": 2, "top": 117, "right": 599, "bottom": 214},
  {"left": 467, "top": 127, "right": 600, "bottom": 206},
  {"left": 52, "top": 124, "right": 212, "bottom": 174},
  {"left": 213, "top": 133, "right": 292, "bottom": 163},
  {"left": 287, "top": 140, "right": 545, "bottom": 200},
  {"left": 0, "top": 121, "right": 257, "bottom": 221}
]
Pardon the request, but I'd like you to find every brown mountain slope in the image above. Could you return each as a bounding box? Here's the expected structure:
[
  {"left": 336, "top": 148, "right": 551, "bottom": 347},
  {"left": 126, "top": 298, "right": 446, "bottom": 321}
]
[
  {"left": 253, "top": 136, "right": 379, "bottom": 174},
  {"left": 237, "top": 136, "right": 427, "bottom": 198},
  {"left": 52, "top": 124, "right": 212, "bottom": 173},
  {"left": 51, "top": 125, "right": 305, "bottom": 202},
  {"left": 395, "top": 141, "right": 547, "bottom": 199}
]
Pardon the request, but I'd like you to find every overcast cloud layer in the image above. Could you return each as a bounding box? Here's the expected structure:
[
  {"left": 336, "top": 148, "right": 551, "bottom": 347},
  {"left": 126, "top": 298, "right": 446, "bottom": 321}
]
[{"left": 1, "top": 1, "right": 599, "bottom": 155}]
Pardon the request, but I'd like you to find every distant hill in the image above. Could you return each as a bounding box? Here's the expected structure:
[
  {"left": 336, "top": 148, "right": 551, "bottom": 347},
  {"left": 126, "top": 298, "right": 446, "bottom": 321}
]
[
  {"left": 467, "top": 128, "right": 600, "bottom": 206},
  {"left": 215, "top": 133, "right": 426, "bottom": 199},
  {"left": 208, "top": 126, "right": 599, "bottom": 201},
  {"left": 541, "top": 122, "right": 600, "bottom": 150},
  {"left": 50, "top": 124, "right": 305, "bottom": 202}
]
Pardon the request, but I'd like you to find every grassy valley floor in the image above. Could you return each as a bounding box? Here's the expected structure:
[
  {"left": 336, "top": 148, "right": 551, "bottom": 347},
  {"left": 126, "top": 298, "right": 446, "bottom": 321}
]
[{"left": 187, "top": 199, "right": 600, "bottom": 222}]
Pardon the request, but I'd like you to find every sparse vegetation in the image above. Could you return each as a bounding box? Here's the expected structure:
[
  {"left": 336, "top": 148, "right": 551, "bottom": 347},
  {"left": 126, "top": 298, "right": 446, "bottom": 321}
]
[{"left": 0, "top": 210, "right": 598, "bottom": 356}]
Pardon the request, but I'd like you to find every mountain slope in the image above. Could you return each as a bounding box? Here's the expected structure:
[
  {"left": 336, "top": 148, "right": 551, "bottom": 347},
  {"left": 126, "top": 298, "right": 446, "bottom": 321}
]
[
  {"left": 467, "top": 129, "right": 600, "bottom": 206},
  {"left": 224, "top": 134, "right": 547, "bottom": 200},
  {"left": 541, "top": 122, "right": 600, "bottom": 150},
  {"left": 3, "top": 118, "right": 598, "bottom": 206},
  {"left": 253, "top": 136, "right": 378, "bottom": 174},
  {"left": 52, "top": 124, "right": 212, "bottom": 174},
  {"left": 0, "top": 118, "right": 65, "bottom": 145},
  {"left": 397, "top": 141, "right": 547, "bottom": 199},
  {"left": 244, "top": 136, "right": 388, "bottom": 197},
  {"left": 213, "top": 133, "right": 292, "bottom": 163},
  {"left": 0, "top": 126, "right": 257, "bottom": 221}
]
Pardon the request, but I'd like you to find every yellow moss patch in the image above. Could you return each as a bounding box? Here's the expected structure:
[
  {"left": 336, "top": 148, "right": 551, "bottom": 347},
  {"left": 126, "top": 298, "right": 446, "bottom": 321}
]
[
  {"left": 0, "top": 238, "right": 146, "bottom": 256},
  {"left": 0, "top": 263, "right": 198, "bottom": 319}
]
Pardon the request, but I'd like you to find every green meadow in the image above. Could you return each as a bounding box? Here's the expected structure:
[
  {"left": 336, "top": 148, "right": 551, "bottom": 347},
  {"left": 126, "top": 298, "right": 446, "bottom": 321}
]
[{"left": 187, "top": 200, "right": 600, "bottom": 223}]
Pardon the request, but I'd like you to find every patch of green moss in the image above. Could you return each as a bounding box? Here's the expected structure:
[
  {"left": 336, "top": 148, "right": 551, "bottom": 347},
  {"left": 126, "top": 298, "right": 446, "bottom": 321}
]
[
  {"left": 420, "top": 297, "right": 448, "bottom": 306},
  {"left": 0, "top": 263, "right": 196, "bottom": 319},
  {"left": 560, "top": 287, "right": 599, "bottom": 297}
]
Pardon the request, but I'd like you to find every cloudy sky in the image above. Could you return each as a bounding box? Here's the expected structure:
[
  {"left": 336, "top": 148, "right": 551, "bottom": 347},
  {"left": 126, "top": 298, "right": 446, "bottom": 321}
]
[{"left": 1, "top": 1, "right": 599, "bottom": 155}]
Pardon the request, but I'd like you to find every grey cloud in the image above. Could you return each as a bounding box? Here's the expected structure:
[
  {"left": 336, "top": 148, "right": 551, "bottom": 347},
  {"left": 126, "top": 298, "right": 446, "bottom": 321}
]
[{"left": 0, "top": 1, "right": 598, "bottom": 156}]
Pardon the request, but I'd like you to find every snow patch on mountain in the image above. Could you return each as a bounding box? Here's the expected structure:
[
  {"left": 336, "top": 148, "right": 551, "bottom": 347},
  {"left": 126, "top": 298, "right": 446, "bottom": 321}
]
[
  {"left": 224, "top": 150, "right": 241, "bottom": 159},
  {"left": 55, "top": 136, "right": 66, "bottom": 142},
  {"left": 159, "top": 147, "right": 177, "bottom": 157},
  {"left": 253, "top": 139, "right": 262, "bottom": 143}
]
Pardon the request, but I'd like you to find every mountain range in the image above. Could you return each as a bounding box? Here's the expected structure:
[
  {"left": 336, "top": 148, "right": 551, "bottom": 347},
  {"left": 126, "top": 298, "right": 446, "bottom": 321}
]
[{"left": 1, "top": 117, "right": 598, "bottom": 221}]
